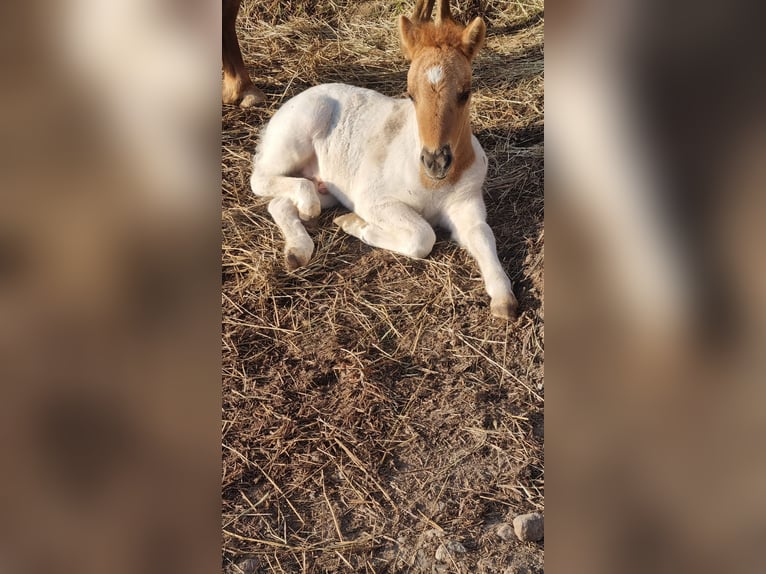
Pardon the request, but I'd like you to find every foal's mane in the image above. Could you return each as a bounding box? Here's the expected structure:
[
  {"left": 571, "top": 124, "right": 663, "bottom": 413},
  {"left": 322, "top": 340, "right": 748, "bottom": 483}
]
[
  {"left": 404, "top": 23, "right": 465, "bottom": 52},
  {"left": 401, "top": 0, "right": 483, "bottom": 60}
]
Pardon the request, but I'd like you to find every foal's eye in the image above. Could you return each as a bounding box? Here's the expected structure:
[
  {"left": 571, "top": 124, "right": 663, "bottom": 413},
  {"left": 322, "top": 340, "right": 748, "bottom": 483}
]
[{"left": 458, "top": 89, "right": 471, "bottom": 104}]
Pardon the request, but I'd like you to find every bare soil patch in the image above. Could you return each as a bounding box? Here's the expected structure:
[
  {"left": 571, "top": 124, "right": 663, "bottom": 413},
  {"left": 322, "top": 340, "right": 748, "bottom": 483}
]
[{"left": 223, "top": 2, "right": 544, "bottom": 572}]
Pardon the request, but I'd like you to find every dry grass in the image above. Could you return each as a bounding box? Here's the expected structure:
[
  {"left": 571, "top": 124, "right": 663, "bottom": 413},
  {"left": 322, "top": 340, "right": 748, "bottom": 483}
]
[{"left": 222, "top": 1, "right": 543, "bottom": 572}]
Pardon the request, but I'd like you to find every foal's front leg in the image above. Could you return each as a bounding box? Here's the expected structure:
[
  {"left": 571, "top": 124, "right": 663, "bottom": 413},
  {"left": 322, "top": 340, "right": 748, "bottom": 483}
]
[
  {"left": 334, "top": 201, "right": 436, "bottom": 259},
  {"left": 442, "top": 202, "right": 519, "bottom": 320}
]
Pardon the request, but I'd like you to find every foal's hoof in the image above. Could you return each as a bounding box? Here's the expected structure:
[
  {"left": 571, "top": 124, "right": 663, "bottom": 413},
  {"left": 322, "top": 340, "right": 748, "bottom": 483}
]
[
  {"left": 284, "top": 238, "right": 313, "bottom": 270},
  {"left": 334, "top": 213, "right": 366, "bottom": 235},
  {"left": 491, "top": 295, "right": 520, "bottom": 321},
  {"left": 285, "top": 252, "right": 304, "bottom": 271},
  {"left": 285, "top": 249, "right": 310, "bottom": 271}
]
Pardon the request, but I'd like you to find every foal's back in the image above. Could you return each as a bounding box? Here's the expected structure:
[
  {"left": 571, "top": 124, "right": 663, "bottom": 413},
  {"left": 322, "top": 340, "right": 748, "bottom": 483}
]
[{"left": 255, "top": 84, "right": 413, "bottom": 197}]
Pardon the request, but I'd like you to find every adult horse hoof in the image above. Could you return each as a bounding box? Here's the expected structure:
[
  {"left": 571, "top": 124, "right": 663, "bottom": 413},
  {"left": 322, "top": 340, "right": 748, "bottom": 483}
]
[{"left": 239, "top": 87, "right": 265, "bottom": 108}]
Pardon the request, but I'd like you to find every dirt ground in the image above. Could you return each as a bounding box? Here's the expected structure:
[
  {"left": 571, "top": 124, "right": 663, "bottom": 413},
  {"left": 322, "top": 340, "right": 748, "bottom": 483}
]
[{"left": 222, "top": 1, "right": 544, "bottom": 572}]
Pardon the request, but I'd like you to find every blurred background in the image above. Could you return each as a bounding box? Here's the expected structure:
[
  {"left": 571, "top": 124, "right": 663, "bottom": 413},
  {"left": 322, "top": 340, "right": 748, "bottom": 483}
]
[
  {"left": 547, "top": 0, "right": 766, "bottom": 572},
  {"left": 0, "top": 1, "right": 220, "bottom": 573}
]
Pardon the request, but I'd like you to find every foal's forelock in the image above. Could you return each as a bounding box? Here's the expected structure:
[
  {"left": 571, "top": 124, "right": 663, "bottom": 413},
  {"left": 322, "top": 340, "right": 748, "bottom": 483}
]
[{"left": 399, "top": 0, "right": 486, "bottom": 182}]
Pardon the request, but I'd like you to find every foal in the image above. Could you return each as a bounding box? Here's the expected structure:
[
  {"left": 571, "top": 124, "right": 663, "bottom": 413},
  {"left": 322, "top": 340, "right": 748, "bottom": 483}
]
[{"left": 251, "top": 0, "right": 519, "bottom": 320}]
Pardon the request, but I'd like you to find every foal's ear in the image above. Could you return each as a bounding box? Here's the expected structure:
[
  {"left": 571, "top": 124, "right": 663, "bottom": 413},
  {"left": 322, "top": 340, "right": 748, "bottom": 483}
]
[
  {"left": 461, "top": 17, "right": 486, "bottom": 60},
  {"left": 399, "top": 15, "right": 418, "bottom": 60}
]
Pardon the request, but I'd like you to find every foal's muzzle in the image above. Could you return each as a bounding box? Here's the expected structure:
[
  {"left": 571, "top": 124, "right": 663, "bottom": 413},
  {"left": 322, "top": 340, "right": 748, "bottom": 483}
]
[{"left": 420, "top": 145, "right": 453, "bottom": 180}]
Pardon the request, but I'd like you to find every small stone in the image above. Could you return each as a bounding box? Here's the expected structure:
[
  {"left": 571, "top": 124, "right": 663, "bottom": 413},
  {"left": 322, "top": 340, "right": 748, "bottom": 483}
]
[
  {"left": 513, "top": 512, "right": 544, "bottom": 542},
  {"left": 435, "top": 540, "right": 466, "bottom": 562},
  {"left": 496, "top": 522, "right": 515, "bottom": 541}
]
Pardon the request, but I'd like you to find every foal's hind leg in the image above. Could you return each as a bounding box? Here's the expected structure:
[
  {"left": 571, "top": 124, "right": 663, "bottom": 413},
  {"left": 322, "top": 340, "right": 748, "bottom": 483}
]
[
  {"left": 252, "top": 173, "right": 322, "bottom": 221},
  {"left": 251, "top": 101, "right": 338, "bottom": 268},
  {"left": 252, "top": 168, "right": 335, "bottom": 269},
  {"left": 249, "top": 122, "right": 322, "bottom": 266},
  {"left": 250, "top": 121, "right": 326, "bottom": 221},
  {"left": 267, "top": 197, "right": 315, "bottom": 270}
]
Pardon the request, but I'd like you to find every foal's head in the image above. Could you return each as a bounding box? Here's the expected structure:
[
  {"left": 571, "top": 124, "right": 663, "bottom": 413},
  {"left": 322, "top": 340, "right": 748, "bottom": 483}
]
[{"left": 399, "top": 0, "right": 485, "bottom": 181}]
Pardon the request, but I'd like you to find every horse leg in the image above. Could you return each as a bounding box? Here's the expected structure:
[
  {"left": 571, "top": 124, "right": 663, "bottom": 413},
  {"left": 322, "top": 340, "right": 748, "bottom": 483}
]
[
  {"left": 222, "top": 0, "right": 264, "bottom": 107},
  {"left": 266, "top": 197, "right": 316, "bottom": 270},
  {"left": 253, "top": 172, "right": 321, "bottom": 219},
  {"left": 258, "top": 174, "right": 339, "bottom": 269},
  {"left": 251, "top": 129, "right": 339, "bottom": 269},
  {"left": 334, "top": 201, "right": 436, "bottom": 259},
  {"left": 250, "top": 170, "right": 324, "bottom": 268},
  {"left": 442, "top": 200, "right": 518, "bottom": 320}
]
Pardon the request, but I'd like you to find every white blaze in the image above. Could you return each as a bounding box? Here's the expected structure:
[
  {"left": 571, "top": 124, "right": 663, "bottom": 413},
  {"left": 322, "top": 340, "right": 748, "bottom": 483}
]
[{"left": 425, "top": 65, "right": 443, "bottom": 85}]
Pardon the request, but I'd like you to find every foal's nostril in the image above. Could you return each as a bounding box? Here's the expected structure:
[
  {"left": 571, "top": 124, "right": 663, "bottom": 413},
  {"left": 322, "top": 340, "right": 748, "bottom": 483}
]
[
  {"left": 434, "top": 145, "right": 452, "bottom": 173},
  {"left": 440, "top": 145, "right": 453, "bottom": 170},
  {"left": 421, "top": 150, "right": 435, "bottom": 170}
]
